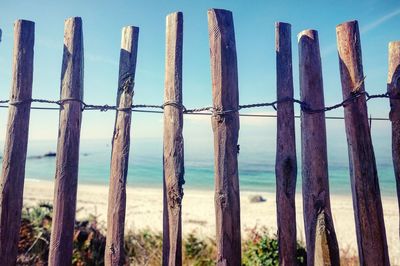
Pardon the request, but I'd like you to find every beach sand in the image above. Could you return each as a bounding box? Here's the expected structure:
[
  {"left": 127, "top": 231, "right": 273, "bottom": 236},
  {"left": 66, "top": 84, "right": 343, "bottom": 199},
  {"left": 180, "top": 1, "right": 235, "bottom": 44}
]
[{"left": 23, "top": 179, "right": 399, "bottom": 264}]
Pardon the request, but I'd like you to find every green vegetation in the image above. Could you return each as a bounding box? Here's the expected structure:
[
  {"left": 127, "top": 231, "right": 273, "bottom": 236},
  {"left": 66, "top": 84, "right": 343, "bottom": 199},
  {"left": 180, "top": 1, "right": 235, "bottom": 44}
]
[
  {"left": 18, "top": 203, "right": 52, "bottom": 264},
  {"left": 16, "top": 203, "right": 355, "bottom": 265},
  {"left": 242, "top": 227, "right": 306, "bottom": 266}
]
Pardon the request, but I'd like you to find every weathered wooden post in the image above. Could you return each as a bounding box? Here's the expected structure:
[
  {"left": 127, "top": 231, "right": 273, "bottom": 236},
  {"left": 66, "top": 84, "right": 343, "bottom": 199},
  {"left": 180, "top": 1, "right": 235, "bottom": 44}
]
[
  {"left": 275, "top": 22, "right": 298, "bottom": 266},
  {"left": 336, "top": 20, "right": 389, "bottom": 265},
  {"left": 0, "top": 19, "right": 34, "bottom": 265},
  {"left": 162, "top": 12, "right": 184, "bottom": 266},
  {"left": 48, "top": 17, "right": 84, "bottom": 266},
  {"left": 207, "top": 8, "right": 241, "bottom": 265},
  {"left": 298, "top": 29, "right": 340, "bottom": 266},
  {"left": 388, "top": 41, "right": 400, "bottom": 237},
  {"left": 105, "top": 26, "right": 139, "bottom": 266}
]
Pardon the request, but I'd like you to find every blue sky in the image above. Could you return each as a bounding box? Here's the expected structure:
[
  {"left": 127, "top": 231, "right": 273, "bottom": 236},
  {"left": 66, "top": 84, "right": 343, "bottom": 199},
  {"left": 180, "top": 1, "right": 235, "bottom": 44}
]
[{"left": 0, "top": 0, "right": 399, "bottom": 142}]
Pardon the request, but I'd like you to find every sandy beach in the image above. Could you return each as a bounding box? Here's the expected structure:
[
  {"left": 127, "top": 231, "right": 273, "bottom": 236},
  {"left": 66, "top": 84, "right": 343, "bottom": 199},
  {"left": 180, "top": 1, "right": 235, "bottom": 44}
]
[{"left": 23, "top": 179, "right": 399, "bottom": 264}]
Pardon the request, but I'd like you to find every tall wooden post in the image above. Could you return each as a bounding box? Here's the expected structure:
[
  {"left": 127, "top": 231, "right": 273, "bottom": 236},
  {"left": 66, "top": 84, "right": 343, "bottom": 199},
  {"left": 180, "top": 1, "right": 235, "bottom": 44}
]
[
  {"left": 162, "top": 12, "right": 184, "bottom": 266},
  {"left": 298, "top": 29, "right": 340, "bottom": 266},
  {"left": 0, "top": 20, "right": 34, "bottom": 265},
  {"left": 48, "top": 17, "right": 84, "bottom": 266},
  {"left": 105, "top": 26, "right": 139, "bottom": 266},
  {"left": 336, "top": 20, "right": 389, "bottom": 265},
  {"left": 208, "top": 9, "right": 241, "bottom": 265},
  {"left": 387, "top": 41, "right": 400, "bottom": 237},
  {"left": 275, "top": 22, "right": 298, "bottom": 266}
]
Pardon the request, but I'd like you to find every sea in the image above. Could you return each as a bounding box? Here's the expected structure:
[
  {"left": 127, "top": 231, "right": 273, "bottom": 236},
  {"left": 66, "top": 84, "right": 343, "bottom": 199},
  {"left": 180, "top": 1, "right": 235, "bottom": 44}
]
[{"left": 0, "top": 115, "right": 396, "bottom": 198}]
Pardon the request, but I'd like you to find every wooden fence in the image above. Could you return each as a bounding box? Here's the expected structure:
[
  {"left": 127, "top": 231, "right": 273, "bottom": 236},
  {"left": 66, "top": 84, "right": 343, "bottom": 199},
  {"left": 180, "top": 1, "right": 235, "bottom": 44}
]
[{"left": 0, "top": 8, "right": 398, "bottom": 266}]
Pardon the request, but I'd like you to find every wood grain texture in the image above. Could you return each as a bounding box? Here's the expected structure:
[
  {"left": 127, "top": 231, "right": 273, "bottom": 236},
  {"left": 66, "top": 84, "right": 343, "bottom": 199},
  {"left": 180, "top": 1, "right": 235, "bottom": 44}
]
[
  {"left": 105, "top": 26, "right": 139, "bottom": 266},
  {"left": 298, "top": 29, "right": 339, "bottom": 266},
  {"left": 48, "top": 17, "right": 84, "bottom": 266},
  {"left": 336, "top": 20, "right": 389, "bottom": 265},
  {"left": 207, "top": 8, "right": 241, "bottom": 266},
  {"left": 0, "top": 20, "right": 34, "bottom": 266},
  {"left": 162, "top": 12, "right": 184, "bottom": 266},
  {"left": 388, "top": 41, "right": 400, "bottom": 238},
  {"left": 275, "top": 22, "right": 297, "bottom": 266}
]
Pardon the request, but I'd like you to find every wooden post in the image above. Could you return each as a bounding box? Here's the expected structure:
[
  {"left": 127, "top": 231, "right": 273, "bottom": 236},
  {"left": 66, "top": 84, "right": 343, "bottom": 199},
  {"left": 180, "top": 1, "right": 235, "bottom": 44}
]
[
  {"left": 162, "top": 12, "right": 184, "bottom": 266},
  {"left": 48, "top": 17, "right": 84, "bottom": 266},
  {"left": 336, "top": 20, "right": 389, "bottom": 265},
  {"left": 298, "top": 29, "right": 340, "bottom": 266},
  {"left": 388, "top": 41, "right": 400, "bottom": 237},
  {"left": 0, "top": 20, "right": 34, "bottom": 265},
  {"left": 105, "top": 26, "right": 139, "bottom": 266},
  {"left": 208, "top": 9, "right": 241, "bottom": 265},
  {"left": 275, "top": 22, "right": 298, "bottom": 266}
]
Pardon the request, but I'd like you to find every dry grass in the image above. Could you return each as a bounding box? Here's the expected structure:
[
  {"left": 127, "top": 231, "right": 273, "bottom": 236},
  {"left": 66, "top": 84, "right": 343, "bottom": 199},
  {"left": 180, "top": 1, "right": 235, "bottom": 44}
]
[
  {"left": 18, "top": 203, "right": 363, "bottom": 265},
  {"left": 340, "top": 245, "right": 359, "bottom": 266}
]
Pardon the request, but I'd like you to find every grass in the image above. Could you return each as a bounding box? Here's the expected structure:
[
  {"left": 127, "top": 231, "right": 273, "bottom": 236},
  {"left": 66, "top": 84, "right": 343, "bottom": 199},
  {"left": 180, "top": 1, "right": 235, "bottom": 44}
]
[{"left": 17, "top": 202, "right": 358, "bottom": 265}]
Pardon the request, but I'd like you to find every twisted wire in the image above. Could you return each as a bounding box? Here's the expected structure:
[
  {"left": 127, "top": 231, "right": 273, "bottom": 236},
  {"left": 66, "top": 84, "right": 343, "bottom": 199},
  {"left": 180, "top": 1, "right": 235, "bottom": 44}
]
[{"left": 0, "top": 88, "right": 395, "bottom": 121}]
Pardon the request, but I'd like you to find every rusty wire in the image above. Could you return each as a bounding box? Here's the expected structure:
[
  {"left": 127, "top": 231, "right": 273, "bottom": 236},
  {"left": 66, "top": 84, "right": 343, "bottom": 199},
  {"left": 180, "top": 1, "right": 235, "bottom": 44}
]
[
  {"left": 0, "top": 77, "right": 396, "bottom": 120},
  {"left": 0, "top": 89, "right": 394, "bottom": 121}
]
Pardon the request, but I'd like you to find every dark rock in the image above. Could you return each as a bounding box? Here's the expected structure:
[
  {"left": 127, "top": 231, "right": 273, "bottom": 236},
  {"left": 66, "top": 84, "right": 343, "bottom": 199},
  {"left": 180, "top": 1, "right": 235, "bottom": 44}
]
[{"left": 249, "top": 195, "right": 266, "bottom": 203}]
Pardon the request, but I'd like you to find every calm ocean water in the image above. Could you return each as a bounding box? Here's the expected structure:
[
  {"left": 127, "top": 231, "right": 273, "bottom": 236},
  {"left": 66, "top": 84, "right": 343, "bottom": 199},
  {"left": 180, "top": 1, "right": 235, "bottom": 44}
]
[{"left": 0, "top": 118, "right": 396, "bottom": 197}]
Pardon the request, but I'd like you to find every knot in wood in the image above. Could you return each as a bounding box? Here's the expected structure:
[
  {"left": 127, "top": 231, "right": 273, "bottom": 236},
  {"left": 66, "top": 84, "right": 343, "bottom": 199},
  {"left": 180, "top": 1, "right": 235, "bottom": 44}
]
[
  {"left": 120, "top": 74, "right": 134, "bottom": 94},
  {"left": 212, "top": 107, "right": 228, "bottom": 123},
  {"left": 213, "top": 114, "right": 224, "bottom": 123},
  {"left": 109, "top": 243, "right": 115, "bottom": 255},
  {"left": 313, "top": 191, "right": 326, "bottom": 213},
  {"left": 168, "top": 186, "right": 183, "bottom": 209},
  {"left": 216, "top": 190, "right": 228, "bottom": 209},
  {"left": 316, "top": 210, "right": 326, "bottom": 232}
]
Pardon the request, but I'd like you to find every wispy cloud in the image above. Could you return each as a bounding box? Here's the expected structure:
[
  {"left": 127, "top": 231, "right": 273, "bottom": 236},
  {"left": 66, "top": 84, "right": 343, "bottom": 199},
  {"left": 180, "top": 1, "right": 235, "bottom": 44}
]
[
  {"left": 361, "top": 8, "right": 400, "bottom": 34},
  {"left": 322, "top": 8, "right": 400, "bottom": 57}
]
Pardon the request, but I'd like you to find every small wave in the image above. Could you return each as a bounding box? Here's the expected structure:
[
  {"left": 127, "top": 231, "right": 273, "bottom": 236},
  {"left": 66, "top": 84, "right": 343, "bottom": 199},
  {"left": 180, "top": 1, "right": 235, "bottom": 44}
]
[{"left": 25, "top": 178, "right": 43, "bottom": 183}]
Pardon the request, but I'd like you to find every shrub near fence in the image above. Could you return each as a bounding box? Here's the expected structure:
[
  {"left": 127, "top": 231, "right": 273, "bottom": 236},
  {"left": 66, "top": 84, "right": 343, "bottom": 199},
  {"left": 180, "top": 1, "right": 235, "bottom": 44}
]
[{"left": 0, "top": 8, "right": 399, "bottom": 266}]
